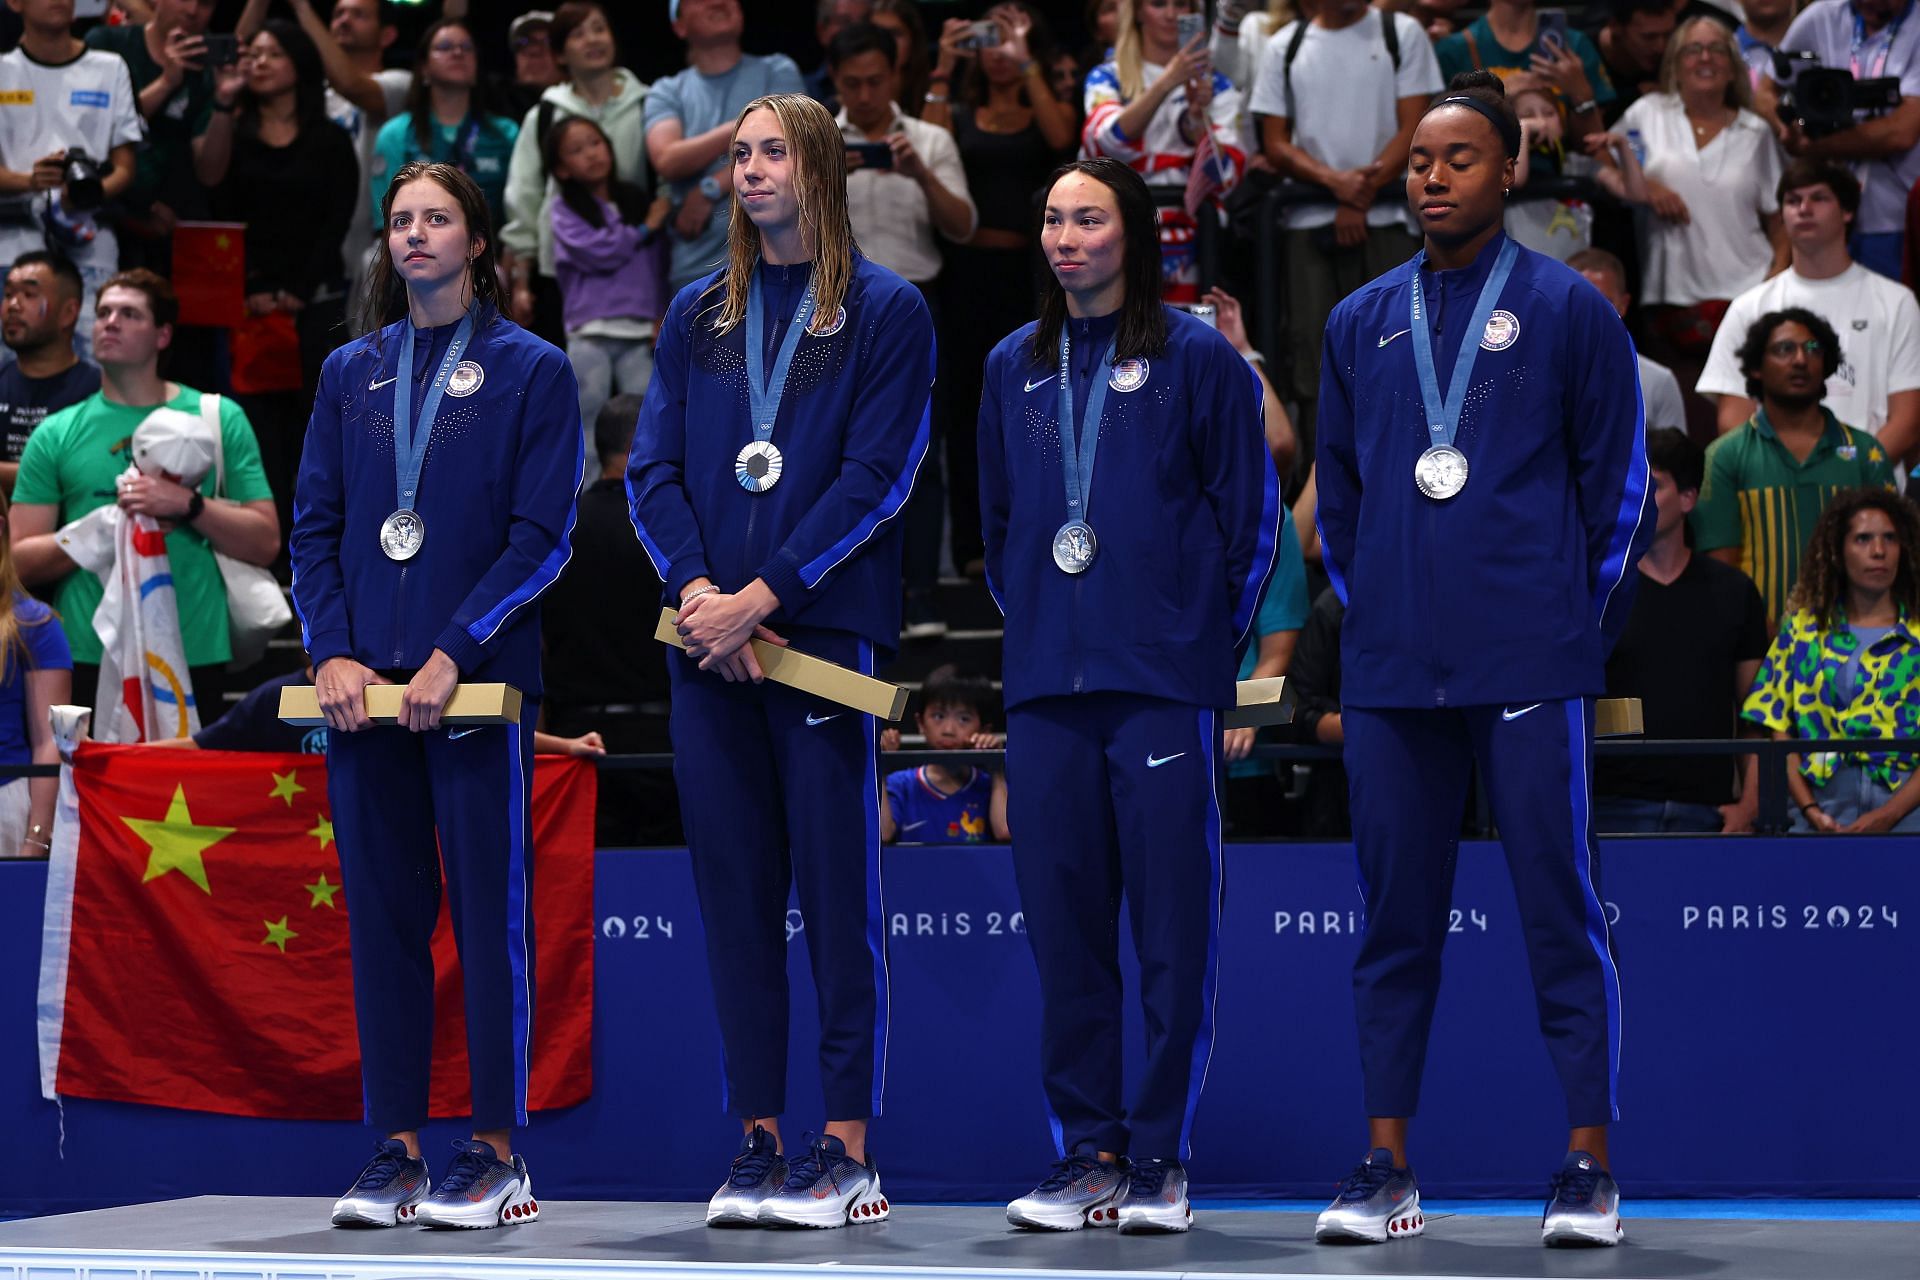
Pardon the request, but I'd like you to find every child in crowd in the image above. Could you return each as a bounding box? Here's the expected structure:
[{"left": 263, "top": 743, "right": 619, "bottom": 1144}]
[
  {"left": 1507, "top": 76, "right": 1645, "bottom": 262},
  {"left": 881, "top": 664, "right": 1010, "bottom": 844},
  {"left": 545, "top": 114, "right": 669, "bottom": 456}
]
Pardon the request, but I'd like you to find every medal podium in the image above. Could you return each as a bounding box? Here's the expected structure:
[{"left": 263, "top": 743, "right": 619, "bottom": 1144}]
[{"left": 0, "top": 1197, "right": 1903, "bottom": 1280}]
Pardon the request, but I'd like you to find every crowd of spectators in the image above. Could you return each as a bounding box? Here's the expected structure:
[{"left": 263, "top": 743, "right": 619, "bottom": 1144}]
[{"left": 0, "top": 0, "right": 1914, "bottom": 845}]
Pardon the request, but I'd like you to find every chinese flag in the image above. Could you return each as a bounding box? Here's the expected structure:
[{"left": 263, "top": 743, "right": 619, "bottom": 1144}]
[
  {"left": 39, "top": 744, "right": 595, "bottom": 1120},
  {"left": 171, "top": 222, "right": 246, "bottom": 329}
]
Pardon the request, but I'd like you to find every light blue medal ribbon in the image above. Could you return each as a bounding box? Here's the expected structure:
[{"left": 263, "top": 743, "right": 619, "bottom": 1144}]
[
  {"left": 1408, "top": 237, "right": 1518, "bottom": 500},
  {"left": 1053, "top": 329, "right": 1116, "bottom": 573},
  {"left": 738, "top": 269, "right": 817, "bottom": 492},
  {"left": 382, "top": 307, "right": 476, "bottom": 559}
]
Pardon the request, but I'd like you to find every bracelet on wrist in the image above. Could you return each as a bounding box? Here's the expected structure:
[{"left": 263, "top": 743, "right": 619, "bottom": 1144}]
[
  {"left": 1572, "top": 98, "right": 1598, "bottom": 115},
  {"left": 1799, "top": 801, "right": 1822, "bottom": 814},
  {"left": 680, "top": 583, "right": 720, "bottom": 606},
  {"left": 925, "top": 92, "right": 949, "bottom": 105},
  {"left": 24, "top": 837, "right": 49, "bottom": 849}
]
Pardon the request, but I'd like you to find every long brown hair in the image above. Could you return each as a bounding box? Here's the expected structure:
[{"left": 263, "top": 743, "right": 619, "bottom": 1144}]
[
  {"left": 360, "top": 161, "right": 502, "bottom": 334},
  {"left": 1029, "top": 158, "right": 1168, "bottom": 367},
  {"left": 699, "top": 94, "right": 857, "bottom": 336},
  {"left": 401, "top": 19, "right": 510, "bottom": 155},
  {"left": 1787, "top": 488, "right": 1920, "bottom": 630}
]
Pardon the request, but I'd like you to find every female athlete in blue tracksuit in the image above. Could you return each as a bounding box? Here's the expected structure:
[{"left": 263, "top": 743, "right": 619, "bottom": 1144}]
[
  {"left": 981, "top": 158, "right": 1281, "bottom": 1234},
  {"left": 1311, "top": 75, "right": 1650, "bottom": 1248},
  {"left": 291, "top": 162, "right": 582, "bottom": 1230},
  {"left": 626, "top": 95, "right": 933, "bottom": 1230}
]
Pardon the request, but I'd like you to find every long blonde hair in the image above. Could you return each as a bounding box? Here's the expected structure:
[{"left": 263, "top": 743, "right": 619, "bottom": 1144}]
[
  {"left": 1113, "top": 0, "right": 1203, "bottom": 101},
  {"left": 0, "top": 490, "right": 46, "bottom": 683},
  {"left": 701, "top": 94, "right": 858, "bottom": 336}
]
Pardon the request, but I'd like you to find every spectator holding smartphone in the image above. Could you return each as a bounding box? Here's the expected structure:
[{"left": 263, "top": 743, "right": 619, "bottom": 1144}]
[
  {"left": 1435, "top": 0, "right": 1614, "bottom": 138},
  {"left": 0, "top": 0, "right": 142, "bottom": 365},
  {"left": 85, "top": 0, "right": 222, "bottom": 259},
  {"left": 1082, "top": 0, "right": 1249, "bottom": 303}
]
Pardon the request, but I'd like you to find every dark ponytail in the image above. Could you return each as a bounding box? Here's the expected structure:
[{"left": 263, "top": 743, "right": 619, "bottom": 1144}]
[{"left": 1427, "top": 70, "right": 1523, "bottom": 157}]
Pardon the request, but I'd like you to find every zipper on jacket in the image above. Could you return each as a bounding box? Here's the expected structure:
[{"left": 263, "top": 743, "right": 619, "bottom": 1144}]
[
  {"left": 391, "top": 564, "right": 408, "bottom": 668},
  {"left": 1070, "top": 576, "right": 1084, "bottom": 693},
  {"left": 1426, "top": 499, "right": 1446, "bottom": 706}
]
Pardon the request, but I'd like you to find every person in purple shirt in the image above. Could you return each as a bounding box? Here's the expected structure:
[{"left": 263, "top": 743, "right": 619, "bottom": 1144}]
[{"left": 546, "top": 115, "right": 670, "bottom": 457}]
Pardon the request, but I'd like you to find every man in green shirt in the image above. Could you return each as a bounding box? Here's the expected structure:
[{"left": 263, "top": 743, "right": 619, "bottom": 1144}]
[
  {"left": 10, "top": 269, "right": 278, "bottom": 714},
  {"left": 1693, "top": 307, "right": 1897, "bottom": 628}
]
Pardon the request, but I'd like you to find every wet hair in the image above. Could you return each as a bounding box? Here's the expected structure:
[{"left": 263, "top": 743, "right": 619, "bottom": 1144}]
[
  {"left": 1426, "top": 70, "right": 1522, "bottom": 158},
  {"left": 1645, "top": 427, "right": 1703, "bottom": 495},
  {"left": 361, "top": 161, "right": 502, "bottom": 334},
  {"left": 827, "top": 21, "right": 898, "bottom": 71},
  {"left": 1788, "top": 488, "right": 1920, "bottom": 628},
  {"left": 919, "top": 664, "right": 998, "bottom": 726},
  {"left": 545, "top": 115, "right": 654, "bottom": 229},
  {"left": 1031, "top": 157, "right": 1167, "bottom": 367},
  {"left": 595, "top": 392, "right": 643, "bottom": 463},
  {"left": 1737, "top": 307, "right": 1843, "bottom": 398},
  {"left": 1777, "top": 158, "right": 1861, "bottom": 218}
]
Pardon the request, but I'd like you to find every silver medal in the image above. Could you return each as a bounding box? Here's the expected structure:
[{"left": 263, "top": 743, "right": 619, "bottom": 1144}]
[
  {"left": 380, "top": 508, "right": 426, "bottom": 560},
  {"left": 735, "top": 439, "right": 784, "bottom": 493},
  {"left": 1052, "top": 520, "right": 1098, "bottom": 574},
  {"left": 1413, "top": 444, "right": 1469, "bottom": 500}
]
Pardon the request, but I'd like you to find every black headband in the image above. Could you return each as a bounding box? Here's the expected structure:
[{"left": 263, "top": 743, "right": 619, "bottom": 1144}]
[{"left": 1434, "top": 94, "right": 1522, "bottom": 159}]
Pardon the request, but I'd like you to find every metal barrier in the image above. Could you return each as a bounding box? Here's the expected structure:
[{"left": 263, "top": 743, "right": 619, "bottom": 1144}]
[{"left": 11, "top": 735, "right": 1918, "bottom": 843}]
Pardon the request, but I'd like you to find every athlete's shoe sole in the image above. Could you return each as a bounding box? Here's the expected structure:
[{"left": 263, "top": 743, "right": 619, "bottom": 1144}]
[
  {"left": 1543, "top": 1211, "right": 1623, "bottom": 1246},
  {"left": 1007, "top": 1197, "right": 1122, "bottom": 1230},
  {"left": 759, "top": 1177, "right": 890, "bottom": 1228},
  {"left": 1116, "top": 1201, "right": 1191, "bottom": 1234},
  {"left": 1315, "top": 1192, "right": 1424, "bottom": 1244},
  {"left": 330, "top": 1198, "right": 423, "bottom": 1228},
  {"left": 416, "top": 1178, "right": 539, "bottom": 1229}
]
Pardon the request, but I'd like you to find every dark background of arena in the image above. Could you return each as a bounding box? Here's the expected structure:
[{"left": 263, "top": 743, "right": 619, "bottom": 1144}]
[{"left": 202, "top": 1, "right": 1101, "bottom": 87}]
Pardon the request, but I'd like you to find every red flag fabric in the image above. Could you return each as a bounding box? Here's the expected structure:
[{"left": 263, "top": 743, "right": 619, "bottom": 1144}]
[
  {"left": 170, "top": 223, "right": 246, "bottom": 328},
  {"left": 39, "top": 744, "right": 594, "bottom": 1120},
  {"left": 1184, "top": 126, "right": 1222, "bottom": 219}
]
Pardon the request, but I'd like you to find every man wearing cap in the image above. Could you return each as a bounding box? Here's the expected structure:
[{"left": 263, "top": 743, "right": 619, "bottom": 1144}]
[{"left": 500, "top": 11, "right": 562, "bottom": 121}]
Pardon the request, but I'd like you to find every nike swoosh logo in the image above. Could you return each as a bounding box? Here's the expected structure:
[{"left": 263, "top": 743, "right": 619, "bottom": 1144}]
[
  {"left": 1501, "top": 703, "right": 1543, "bottom": 721},
  {"left": 1024, "top": 375, "right": 1053, "bottom": 393},
  {"left": 1146, "top": 752, "right": 1186, "bottom": 768},
  {"left": 805, "top": 712, "right": 841, "bottom": 725},
  {"left": 1378, "top": 329, "right": 1411, "bottom": 348},
  {"left": 899, "top": 820, "right": 928, "bottom": 832},
  {"left": 368, "top": 375, "right": 398, "bottom": 390},
  {"left": 447, "top": 727, "right": 483, "bottom": 740}
]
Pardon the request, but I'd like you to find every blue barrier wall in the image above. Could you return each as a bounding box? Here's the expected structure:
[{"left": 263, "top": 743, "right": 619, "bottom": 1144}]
[{"left": 3, "top": 838, "right": 1914, "bottom": 1216}]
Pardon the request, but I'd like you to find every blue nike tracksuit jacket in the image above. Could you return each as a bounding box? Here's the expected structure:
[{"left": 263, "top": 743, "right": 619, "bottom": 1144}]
[
  {"left": 980, "top": 303, "right": 1281, "bottom": 1164},
  {"left": 290, "top": 303, "right": 583, "bottom": 1134},
  {"left": 627, "top": 254, "right": 934, "bottom": 1122},
  {"left": 1316, "top": 232, "right": 1652, "bottom": 1128}
]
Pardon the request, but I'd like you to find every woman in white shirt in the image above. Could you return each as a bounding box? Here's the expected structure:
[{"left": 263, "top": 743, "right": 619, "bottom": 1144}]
[{"left": 1622, "top": 16, "right": 1787, "bottom": 360}]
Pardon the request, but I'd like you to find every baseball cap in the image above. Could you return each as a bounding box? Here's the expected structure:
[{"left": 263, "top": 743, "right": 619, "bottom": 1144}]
[{"left": 510, "top": 10, "right": 555, "bottom": 43}]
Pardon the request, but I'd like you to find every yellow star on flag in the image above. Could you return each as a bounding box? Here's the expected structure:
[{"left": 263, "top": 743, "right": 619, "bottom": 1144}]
[
  {"left": 268, "top": 770, "right": 306, "bottom": 807},
  {"left": 262, "top": 916, "right": 298, "bottom": 953},
  {"left": 123, "top": 784, "right": 235, "bottom": 895},
  {"left": 309, "top": 815, "right": 335, "bottom": 851},
  {"left": 306, "top": 872, "right": 339, "bottom": 909}
]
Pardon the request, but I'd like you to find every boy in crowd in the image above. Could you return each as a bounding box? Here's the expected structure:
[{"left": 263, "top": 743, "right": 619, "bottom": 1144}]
[{"left": 881, "top": 664, "right": 1008, "bottom": 844}]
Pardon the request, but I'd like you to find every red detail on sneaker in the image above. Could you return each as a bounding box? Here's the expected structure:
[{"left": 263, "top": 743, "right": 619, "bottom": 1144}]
[
  {"left": 880, "top": 1199, "right": 888, "bottom": 1212},
  {"left": 530, "top": 1201, "right": 538, "bottom": 1213}
]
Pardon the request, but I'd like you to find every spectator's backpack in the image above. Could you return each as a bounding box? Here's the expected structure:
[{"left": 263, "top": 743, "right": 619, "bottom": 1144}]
[{"left": 1279, "top": 12, "right": 1402, "bottom": 121}]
